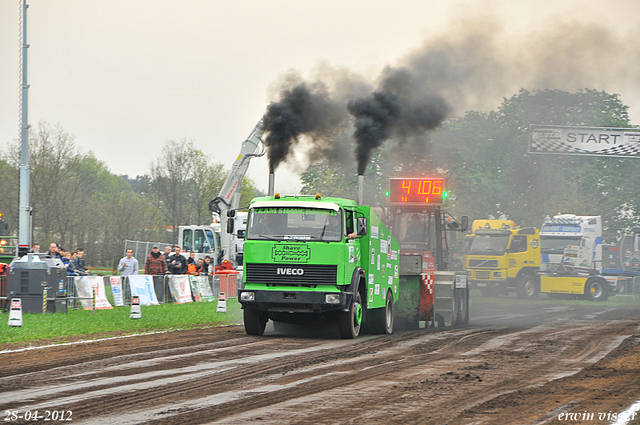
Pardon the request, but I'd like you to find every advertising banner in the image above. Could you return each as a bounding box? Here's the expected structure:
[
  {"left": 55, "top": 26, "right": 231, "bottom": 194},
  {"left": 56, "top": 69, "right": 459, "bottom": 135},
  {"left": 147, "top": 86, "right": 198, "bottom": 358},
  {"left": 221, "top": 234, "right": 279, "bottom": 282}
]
[
  {"left": 168, "top": 275, "right": 193, "bottom": 303},
  {"left": 109, "top": 276, "right": 124, "bottom": 306},
  {"left": 74, "top": 276, "right": 113, "bottom": 310},
  {"left": 529, "top": 125, "right": 640, "bottom": 158},
  {"left": 127, "top": 275, "right": 160, "bottom": 306},
  {"left": 190, "top": 276, "right": 215, "bottom": 302}
]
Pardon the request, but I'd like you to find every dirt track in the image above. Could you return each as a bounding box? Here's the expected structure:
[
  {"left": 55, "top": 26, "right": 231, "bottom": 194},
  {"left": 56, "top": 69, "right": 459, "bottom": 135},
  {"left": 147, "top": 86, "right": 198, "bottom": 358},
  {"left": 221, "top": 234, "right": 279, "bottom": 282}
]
[{"left": 1, "top": 297, "right": 640, "bottom": 424}]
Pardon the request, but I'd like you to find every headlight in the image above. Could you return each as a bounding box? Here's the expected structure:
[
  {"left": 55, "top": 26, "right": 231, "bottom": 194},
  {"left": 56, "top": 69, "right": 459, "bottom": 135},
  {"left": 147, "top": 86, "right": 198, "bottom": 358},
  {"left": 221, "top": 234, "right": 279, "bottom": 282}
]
[
  {"left": 494, "top": 272, "right": 502, "bottom": 277},
  {"left": 325, "top": 294, "right": 341, "bottom": 304},
  {"left": 240, "top": 291, "right": 255, "bottom": 301}
]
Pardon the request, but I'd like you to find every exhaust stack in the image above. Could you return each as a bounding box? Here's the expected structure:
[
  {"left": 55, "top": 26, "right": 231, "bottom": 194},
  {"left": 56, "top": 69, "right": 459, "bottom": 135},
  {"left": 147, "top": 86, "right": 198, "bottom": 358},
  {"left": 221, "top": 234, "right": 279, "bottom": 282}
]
[
  {"left": 268, "top": 173, "right": 275, "bottom": 196},
  {"left": 357, "top": 174, "right": 364, "bottom": 205}
]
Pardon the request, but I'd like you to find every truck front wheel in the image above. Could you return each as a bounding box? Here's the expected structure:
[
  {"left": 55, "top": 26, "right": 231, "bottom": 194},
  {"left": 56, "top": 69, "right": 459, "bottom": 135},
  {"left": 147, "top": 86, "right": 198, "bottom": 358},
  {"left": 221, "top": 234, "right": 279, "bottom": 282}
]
[
  {"left": 338, "top": 291, "right": 362, "bottom": 339},
  {"left": 516, "top": 273, "right": 540, "bottom": 299},
  {"left": 585, "top": 278, "right": 608, "bottom": 301},
  {"left": 243, "top": 307, "right": 267, "bottom": 336},
  {"left": 369, "top": 290, "right": 394, "bottom": 334}
]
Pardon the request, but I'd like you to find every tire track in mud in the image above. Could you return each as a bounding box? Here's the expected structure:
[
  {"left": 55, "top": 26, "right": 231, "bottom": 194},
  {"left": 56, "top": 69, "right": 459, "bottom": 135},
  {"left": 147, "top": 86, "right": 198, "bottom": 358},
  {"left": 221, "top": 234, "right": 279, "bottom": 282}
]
[
  {"left": 1, "top": 327, "right": 492, "bottom": 424},
  {"left": 2, "top": 305, "right": 638, "bottom": 425},
  {"left": 179, "top": 320, "right": 636, "bottom": 425},
  {"left": 0, "top": 328, "right": 439, "bottom": 421}
]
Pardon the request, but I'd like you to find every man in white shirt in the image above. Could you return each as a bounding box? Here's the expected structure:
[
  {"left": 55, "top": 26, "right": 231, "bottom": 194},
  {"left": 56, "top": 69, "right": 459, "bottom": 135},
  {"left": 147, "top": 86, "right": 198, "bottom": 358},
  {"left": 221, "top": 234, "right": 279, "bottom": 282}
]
[{"left": 118, "top": 248, "right": 139, "bottom": 276}]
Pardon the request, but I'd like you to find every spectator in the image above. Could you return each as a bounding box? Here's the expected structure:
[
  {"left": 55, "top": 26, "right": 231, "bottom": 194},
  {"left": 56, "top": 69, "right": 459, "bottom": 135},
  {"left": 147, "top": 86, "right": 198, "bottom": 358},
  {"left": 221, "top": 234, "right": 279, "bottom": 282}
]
[
  {"left": 188, "top": 258, "right": 204, "bottom": 275},
  {"left": 168, "top": 245, "right": 187, "bottom": 274},
  {"left": 69, "top": 248, "right": 92, "bottom": 276},
  {"left": 31, "top": 244, "right": 40, "bottom": 253},
  {"left": 66, "top": 251, "right": 79, "bottom": 276},
  {"left": 117, "top": 248, "right": 139, "bottom": 276},
  {"left": 162, "top": 245, "right": 173, "bottom": 263},
  {"left": 47, "top": 242, "right": 61, "bottom": 258},
  {"left": 145, "top": 246, "right": 167, "bottom": 275},
  {"left": 202, "top": 255, "right": 212, "bottom": 275},
  {"left": 187, "top": 251, "right": 196, "bottom": 265}
]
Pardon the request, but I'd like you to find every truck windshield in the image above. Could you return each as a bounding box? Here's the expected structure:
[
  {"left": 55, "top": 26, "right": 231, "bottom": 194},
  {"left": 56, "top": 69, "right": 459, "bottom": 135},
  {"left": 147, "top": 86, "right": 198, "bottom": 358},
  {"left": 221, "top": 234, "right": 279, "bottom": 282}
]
[
  {"left": 469, "top": 234, "right": 510, "bottom": 255},
  {"left": 247, "top": 207, "right": 343, "bottom": 242},
  {"left": 540, "top": 236, "right": 582, "bottom": 255}
]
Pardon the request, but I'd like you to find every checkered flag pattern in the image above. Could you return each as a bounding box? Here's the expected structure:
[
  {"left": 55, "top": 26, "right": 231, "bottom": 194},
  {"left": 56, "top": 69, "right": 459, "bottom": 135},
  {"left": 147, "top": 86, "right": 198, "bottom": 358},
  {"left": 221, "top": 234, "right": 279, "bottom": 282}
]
[
  {"left": 423, "top": 274, "right": 434, "bottom": 294},
  {"left": 530, "top": 139, "right": 640, "bottom": 156}
]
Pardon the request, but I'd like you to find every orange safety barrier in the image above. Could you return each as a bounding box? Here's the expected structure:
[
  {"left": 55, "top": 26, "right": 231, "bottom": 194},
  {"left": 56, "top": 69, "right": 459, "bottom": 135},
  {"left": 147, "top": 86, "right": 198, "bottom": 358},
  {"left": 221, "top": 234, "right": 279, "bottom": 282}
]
[{"left": 216, "top": 270, "right": 239, "bottom": 298}]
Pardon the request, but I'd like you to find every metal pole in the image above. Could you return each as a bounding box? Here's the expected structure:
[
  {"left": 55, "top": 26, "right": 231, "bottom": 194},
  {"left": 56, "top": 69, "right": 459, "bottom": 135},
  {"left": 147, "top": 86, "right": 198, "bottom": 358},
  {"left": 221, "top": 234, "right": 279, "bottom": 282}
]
[{"left": 18, "top": 0, "right": 31, "bottom": 254}]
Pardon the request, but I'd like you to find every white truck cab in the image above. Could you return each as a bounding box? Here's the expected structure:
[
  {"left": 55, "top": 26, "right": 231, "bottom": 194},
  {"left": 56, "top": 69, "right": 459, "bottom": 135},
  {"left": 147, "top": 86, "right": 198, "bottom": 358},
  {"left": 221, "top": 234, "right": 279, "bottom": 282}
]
[{"left": 540, "top": 214, "right": 602, "bottom": 273}]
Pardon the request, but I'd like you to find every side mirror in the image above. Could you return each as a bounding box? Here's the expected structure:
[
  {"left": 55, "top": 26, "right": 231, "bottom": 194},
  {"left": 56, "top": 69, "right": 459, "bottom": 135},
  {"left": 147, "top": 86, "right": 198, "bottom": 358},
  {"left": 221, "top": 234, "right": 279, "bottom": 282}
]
[
  {"left": 227, "top": 219, "right": 235, "bottom": 234},
  {"left": 237, "top": 229, "right": 245, "bottom": 239},
  {"left": 460, "top": 216, "right": 469, "bottom": 232},
  {"left": 356, "top": 217, "right": 367, "bottom": 236}
]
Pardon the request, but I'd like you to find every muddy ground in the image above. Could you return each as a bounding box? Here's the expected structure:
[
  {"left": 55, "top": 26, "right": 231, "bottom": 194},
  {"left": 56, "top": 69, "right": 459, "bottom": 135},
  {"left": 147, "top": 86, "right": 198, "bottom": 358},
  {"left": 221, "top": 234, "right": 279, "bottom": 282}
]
[{"left": 1, "top": 296, "right": 640, "bottom": 424}]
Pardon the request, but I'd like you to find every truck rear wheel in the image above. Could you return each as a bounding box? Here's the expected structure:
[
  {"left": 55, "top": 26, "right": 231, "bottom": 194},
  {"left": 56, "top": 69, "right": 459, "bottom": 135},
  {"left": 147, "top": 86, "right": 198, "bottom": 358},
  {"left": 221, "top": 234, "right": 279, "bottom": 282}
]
[
  {"left": 453, "top": 288, "right": 465, "bottom": 326},
  {"left": 516, "top": 273, "right": 540, "bottom": 299},
  {"left": 243, "top": 308, "right": 267, "bottom": 336},
  {"left": 338, "top": 291, "right": 362, "bottom": 339},
  {"left": 369, "top": 290, "right": 394, "bottom": 334},
  {"left": 585, "top": 278, "right": 608, "bottom": 301}
]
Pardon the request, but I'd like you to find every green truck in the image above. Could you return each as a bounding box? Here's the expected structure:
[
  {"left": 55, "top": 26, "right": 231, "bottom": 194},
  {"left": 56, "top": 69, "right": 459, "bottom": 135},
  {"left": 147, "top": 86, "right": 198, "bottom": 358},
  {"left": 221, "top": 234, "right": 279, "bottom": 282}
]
[{"left": 239, "top": 194, "right": 399, "bottom": 339}]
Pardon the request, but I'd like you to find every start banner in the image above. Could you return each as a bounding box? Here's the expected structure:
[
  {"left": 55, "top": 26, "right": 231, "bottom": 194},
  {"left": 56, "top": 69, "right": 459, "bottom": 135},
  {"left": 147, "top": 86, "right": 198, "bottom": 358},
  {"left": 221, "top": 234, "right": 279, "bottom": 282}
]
[{"left": 529, "top": 125, "right": 640, "bottom": 158}]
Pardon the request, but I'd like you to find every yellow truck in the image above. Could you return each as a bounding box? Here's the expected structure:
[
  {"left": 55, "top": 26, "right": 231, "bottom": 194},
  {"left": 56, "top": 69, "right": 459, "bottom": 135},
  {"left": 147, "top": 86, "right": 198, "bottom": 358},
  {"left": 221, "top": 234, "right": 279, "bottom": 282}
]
[{"left": 465, "top": 224, "right": 540, "bottom": 298}]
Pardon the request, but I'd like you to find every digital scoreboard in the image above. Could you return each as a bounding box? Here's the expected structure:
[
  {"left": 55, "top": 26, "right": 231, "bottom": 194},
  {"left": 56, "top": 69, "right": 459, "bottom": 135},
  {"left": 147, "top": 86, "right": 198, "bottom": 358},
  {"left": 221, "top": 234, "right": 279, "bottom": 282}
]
[{"left": 388, "top": 178, "right": 446, "bottom": 206}]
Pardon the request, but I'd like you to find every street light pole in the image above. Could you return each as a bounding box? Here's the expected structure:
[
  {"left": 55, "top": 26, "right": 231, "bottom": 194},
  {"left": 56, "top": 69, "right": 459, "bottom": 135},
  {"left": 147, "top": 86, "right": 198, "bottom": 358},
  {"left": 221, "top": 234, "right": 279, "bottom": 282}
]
[{"left": 18, "top": 0, "right": 31, "bottom": 256}]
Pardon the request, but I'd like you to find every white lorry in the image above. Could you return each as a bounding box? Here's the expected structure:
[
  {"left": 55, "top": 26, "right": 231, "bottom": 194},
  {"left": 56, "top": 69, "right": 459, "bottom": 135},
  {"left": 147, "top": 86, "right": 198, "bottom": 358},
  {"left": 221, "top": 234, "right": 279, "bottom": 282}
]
[{"left": 538, "top": 214, "right": 612, "bottom": 300}]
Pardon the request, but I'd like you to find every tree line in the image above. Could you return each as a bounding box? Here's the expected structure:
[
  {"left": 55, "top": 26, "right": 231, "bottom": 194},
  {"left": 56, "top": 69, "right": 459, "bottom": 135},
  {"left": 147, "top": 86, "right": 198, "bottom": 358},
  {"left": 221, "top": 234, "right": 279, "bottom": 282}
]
[
  {"left": 299, "top": 89, "right": 640, "bottom": 241},
  {"left": 1, "top": 88, "right": 638, "bottom": 268},
  {"left": 0, "top": 122, "right": 262, "bottom": 269}
]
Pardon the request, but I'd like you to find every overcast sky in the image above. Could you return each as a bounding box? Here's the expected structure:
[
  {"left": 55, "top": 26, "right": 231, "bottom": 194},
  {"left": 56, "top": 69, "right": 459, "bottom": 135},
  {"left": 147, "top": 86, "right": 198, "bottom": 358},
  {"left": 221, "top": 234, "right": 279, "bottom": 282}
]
[{"left": 1, "top": 0, "right": 639, "bottom": 194}]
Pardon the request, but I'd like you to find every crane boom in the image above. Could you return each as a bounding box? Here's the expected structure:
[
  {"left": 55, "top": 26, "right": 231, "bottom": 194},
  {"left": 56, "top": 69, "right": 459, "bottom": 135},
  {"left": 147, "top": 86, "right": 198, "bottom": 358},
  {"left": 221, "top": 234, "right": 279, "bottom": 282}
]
[{"left": 209, "top": 119, "right": 265, "bottom": 264}]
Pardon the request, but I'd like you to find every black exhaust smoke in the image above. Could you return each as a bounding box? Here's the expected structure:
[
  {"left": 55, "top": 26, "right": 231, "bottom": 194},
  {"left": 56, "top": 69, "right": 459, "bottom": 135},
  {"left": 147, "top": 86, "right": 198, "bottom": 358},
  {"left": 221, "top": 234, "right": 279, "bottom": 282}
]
[
  {"left": 347, "top": 67, "right": 450, "bottom": 175},
  {"left": 262, "top": 82, "right": 343, "bottom": 173},
  {"left": 347, "top": 92, "right": 401, "bottom": 175}
]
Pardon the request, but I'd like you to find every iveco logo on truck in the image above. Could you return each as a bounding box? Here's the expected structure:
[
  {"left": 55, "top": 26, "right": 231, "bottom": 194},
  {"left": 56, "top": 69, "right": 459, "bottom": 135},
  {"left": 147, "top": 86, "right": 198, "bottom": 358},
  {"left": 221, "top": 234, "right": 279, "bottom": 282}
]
[{"left": 277, "top": 268, "right": 304, "bottom": 275}]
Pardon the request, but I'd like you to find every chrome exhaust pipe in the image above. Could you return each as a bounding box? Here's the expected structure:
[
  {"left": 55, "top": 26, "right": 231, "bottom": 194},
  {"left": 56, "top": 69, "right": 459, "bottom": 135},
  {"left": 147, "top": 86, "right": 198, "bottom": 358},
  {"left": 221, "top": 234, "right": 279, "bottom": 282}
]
[
  {"left": 268, "top": 173, "right": 275, "bottom": 196},
  {"left": 357, "top": 174, "right": 364, "bottom": 205}
]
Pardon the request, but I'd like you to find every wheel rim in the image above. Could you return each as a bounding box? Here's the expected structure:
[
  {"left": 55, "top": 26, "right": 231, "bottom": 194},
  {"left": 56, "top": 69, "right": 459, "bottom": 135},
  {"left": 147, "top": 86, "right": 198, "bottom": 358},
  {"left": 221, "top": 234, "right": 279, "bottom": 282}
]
[
  {"left": 525, "top": 280, "right": 535, "bottom": 297},
  {"left": 591, "top": 281, "right": 603, "bottom": 298},
  {"left": 354, "top": 302, "right": 362, "bottom": 326}
]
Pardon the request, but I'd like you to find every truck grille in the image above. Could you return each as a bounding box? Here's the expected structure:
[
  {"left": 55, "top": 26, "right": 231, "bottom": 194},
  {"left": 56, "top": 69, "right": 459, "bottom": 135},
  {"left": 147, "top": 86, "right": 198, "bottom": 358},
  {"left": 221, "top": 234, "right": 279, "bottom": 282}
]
[
  {"left": 469, "top": 259, "right": 499, "bottom": 268},
  {"left": 474, "top": 270, "right": 492, "bottom": 280},
  {"left": 245, "top": 263, "right": 338, "bottom": 286}
]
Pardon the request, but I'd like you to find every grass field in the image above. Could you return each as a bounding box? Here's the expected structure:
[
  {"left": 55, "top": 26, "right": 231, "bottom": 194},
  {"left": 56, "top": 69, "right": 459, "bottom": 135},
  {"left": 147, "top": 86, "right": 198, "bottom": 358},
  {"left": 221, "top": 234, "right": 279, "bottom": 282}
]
[{"left": 0, "top": 299, "right": 242, "bottom": 346}]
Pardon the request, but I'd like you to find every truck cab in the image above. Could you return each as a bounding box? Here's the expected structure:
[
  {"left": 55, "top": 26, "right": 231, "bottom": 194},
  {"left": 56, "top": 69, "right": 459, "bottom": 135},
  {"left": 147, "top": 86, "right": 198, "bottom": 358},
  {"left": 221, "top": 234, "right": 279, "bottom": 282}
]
[
  {"left": 238, "top": 194, "right": 399, "bottom": 339},
  {"left": 538, "top": 214, "right": 611, "bottom": 301},
  {"left": 466, "top": 226, "right": 540, "bottom": 298},
  {"left": 178, "top": 225, "right": 222, "bottom": 265},
  {"left": 539, "top": 214, "right": 602, "bottom": 273}
]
